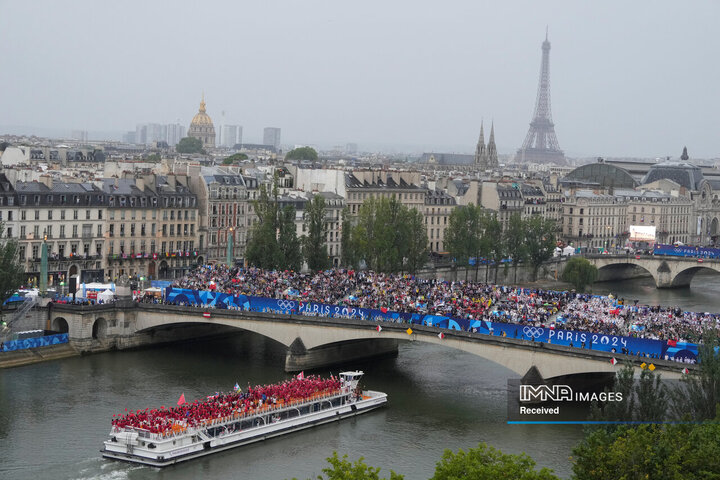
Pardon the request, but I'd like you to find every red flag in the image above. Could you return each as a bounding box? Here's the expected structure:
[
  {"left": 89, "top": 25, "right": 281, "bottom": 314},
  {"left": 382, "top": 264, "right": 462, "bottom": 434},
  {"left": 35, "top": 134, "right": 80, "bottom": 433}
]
[
  {"left": 376, "top": 325, "right": 382, "bottom": 332},
  {"left": 667, "top": 339, "right": 677, "bottom": 347},
  {"left": 297, "top": 371, "right": 304, "bottom": 380},
  {"left": 380, "top": 307, "right": 388, "bottom": 314},
  {"left": 203, "top": 312, "right": 211, "bottom": 318},
  {"left": 610, "top": 358, "right": 618, "bottom": 365},
  {"left": 682, "top": 367, "right": 690, "bottom": 375},
  {"left": 438, "top": 332, "right": 445, "bottom": 339},
  {"left": 177, "top": 393, "right": 186, "bottom": 406}
]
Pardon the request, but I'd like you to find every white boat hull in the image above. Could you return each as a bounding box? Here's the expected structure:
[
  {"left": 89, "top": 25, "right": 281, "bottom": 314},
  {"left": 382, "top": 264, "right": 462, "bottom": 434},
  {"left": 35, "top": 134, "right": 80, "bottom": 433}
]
[{"left": 101, "top": 390, "right": 387, "bottom": 467}]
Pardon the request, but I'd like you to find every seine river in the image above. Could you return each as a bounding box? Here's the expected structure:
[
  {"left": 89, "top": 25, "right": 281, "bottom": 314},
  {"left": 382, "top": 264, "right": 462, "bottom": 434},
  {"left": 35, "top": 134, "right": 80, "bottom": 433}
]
[{"left": 2, "top": 273, "right": 719, "bottom": 480}]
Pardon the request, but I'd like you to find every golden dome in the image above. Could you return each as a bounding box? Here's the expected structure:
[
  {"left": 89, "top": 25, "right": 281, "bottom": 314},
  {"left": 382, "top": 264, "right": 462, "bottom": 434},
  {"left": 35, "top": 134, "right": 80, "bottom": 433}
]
[{"left": 191, "top": 95, "right": 214, "bottom": 126}]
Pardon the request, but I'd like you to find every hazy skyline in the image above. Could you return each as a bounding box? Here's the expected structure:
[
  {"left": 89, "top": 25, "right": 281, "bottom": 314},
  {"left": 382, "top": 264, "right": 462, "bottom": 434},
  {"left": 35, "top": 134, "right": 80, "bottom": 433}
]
[{"left": 1, "top": 0, "right": 719, "bottom": 157}]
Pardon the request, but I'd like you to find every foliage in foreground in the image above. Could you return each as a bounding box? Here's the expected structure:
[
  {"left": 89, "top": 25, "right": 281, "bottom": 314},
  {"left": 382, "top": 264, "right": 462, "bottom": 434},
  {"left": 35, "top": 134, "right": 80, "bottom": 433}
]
[
  {"left": 293, "top": 443, "right": 557, "bottom": 480},
  {"left": 293, "top": 452, "right": 404, "bottom": 480},
  {"left": 430, "top": 443, "right": 559, "bottom": 480},
  {"left": 571, "top": 420, "right": 720, "bottom": 480}
]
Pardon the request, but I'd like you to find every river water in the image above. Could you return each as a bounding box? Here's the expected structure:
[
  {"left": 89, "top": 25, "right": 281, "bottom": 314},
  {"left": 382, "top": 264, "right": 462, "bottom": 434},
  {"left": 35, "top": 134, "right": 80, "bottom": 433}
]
[{"left": 2, "top": 274, "right": 719, "bottom": 480}]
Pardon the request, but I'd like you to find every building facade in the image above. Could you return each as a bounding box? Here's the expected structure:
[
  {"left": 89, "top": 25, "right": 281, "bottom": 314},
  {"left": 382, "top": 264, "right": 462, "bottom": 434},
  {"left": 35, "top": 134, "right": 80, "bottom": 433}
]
[{"left": 188, "top": 96, "right": 216, "bottom": 148}]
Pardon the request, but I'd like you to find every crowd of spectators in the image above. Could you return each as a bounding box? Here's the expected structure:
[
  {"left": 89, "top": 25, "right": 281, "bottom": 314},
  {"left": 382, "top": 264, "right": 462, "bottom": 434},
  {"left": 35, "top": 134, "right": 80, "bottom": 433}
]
[
  {"left": 169, "top": 265, "right": 720, "bottom": 344},
  {"left": 112, "top": 376, "right": 341, "bottom": 436}
]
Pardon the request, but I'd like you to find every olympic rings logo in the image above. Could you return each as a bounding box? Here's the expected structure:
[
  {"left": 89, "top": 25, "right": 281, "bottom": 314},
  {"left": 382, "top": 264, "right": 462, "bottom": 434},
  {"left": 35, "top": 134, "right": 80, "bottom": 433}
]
[
  {"left": 276, "top": 300, "right": 296, "bottom": 311},
  {"left": 522, "top": 326, "right": 544, "bottom": 338}
]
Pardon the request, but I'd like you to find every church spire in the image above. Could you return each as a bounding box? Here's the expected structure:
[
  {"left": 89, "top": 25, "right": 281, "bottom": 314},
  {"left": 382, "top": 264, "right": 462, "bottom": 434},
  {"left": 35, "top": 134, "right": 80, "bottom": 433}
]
[
  {"left": 486, "top": 121, "right": 498, "bottom": 169},
  {"left": 475, "top": 120, "right": 487, "bottom": 167}
]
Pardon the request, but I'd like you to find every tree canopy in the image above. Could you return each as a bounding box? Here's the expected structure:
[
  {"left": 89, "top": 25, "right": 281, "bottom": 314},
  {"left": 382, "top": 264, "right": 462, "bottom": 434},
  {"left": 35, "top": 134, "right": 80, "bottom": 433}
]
[
  {"left": 176, "top": 136, "right": 205, "bottom": 154},
  {"left": 347, "top": 196, "right": 427, "bottom": 273},
  {"left": 562, "top": 256, "right": 598, "bottom": 292},
  {"left": 286, "top": 146, "right": 318, "bottom": 161},
  {"left": 245, "top": 177, "right": 301, "bottom": 270},
  {"left": 302, "top": 194, "right": 330, "bottom": 271},
  {"left": 222, "top": 153, "right": 248, "bottom": 164},
  {"left": 0, "top": 222, "right": 25, "bottom": 324}
]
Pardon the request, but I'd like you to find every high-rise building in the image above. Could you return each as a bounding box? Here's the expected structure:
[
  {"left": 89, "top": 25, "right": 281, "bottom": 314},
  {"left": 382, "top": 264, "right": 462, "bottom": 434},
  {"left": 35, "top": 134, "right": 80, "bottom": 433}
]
[
  {"left": 71, "top": 130, "right": 88, "bottom": 142},
  {"left": 221, "top": 125, "right": 241, "bottom": 148},
  {"left": 166, "top": 123, "right": 186, "bottom": 146},
  {"left": 135, "top": 124, "right": 147, "bottom": 145},
  {"left": 263, "top": 127, "right": 281, "bottom": 149}
]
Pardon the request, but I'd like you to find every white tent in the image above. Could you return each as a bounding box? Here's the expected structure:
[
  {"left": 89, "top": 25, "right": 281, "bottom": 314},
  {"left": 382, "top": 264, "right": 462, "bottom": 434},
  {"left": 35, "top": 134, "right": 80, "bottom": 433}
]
[
  {"left": 562, "top": 246, "right": 575, "bottom": 256},
  {"left": 97, "top": 289, "right": 115, "bottom": 303}
]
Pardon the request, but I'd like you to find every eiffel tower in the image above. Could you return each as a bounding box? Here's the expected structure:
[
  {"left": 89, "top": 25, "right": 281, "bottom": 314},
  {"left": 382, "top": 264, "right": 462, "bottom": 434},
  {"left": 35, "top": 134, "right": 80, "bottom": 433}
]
[{"left": 515, "top": 31, "right": 565, "bottom": 164}]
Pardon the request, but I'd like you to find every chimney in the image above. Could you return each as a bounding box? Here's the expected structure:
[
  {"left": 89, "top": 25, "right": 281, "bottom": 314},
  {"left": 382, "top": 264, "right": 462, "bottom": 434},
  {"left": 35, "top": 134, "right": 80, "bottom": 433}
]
[
  {"left": 135, "top": 177, "right": 145, "bottom": 192},
  {"left": 38, "top": 175, "right": 53, "bottom": 189}
]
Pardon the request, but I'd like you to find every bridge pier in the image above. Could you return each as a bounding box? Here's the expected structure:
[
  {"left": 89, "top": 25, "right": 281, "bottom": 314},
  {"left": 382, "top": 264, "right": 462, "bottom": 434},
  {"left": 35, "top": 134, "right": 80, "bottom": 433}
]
[{"left": 284, "top": 338, "right": 399, "bottom": 372}]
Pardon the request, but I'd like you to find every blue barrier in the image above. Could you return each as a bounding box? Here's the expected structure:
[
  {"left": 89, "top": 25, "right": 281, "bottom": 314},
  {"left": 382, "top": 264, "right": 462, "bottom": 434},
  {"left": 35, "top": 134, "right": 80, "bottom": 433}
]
[
  {"left": 162, "top": 287, "right": 698, "bottom": 362},
  {"left": 1, "top": 333, "right": 69, "bottom": 352}
]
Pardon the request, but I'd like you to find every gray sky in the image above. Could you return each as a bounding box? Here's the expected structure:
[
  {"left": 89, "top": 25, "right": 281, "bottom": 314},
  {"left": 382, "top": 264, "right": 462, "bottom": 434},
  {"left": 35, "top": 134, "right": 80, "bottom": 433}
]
[{"left": 1, "top": 0, "right": 719, "bottom": 157}]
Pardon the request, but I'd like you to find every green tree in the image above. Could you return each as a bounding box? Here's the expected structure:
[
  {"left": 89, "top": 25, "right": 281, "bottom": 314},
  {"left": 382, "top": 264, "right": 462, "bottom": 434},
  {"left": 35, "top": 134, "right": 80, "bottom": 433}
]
[
  {"left": 292, "top": 452, "right": 404, "bottom": 480},
  {"left": 483, "top": 213, "right": 504, "bottom": 283},
  {"left": 672, "top": 328, "right": 720, "bottom": 421},
  {"left": 278, "top": 205, "right": 302, "bottom": 271},
  {"left": 303, "top": 194, "right": 330, "bottom": 271},
  {"left": 246, "top": 183, "right": 280, "bottom": 269},
  {"left": 504, "top": 213, "right": 526, "bottom": 283},
  {"left": 401, "top": 207, "right": 428, "bottom": 273},
  {"left": 285, "top": 147, "right": 318, "bottom": 161},
  {"left": 349, "top": 196, "right": 425, "bottom": 273},
  {"left": 572, "top": 421, "right": 720, "bottom": 480},
  {"left": 431, "top": 443, "right": 559, "bottom": 480},
  {"left": 445, "top": 204, "right": 482, "bottom": 281},
  {"left": 146, "top": 153, "right": 161, "bottom": 162},
  {"left": 340, "top": 206, "right": 356, "bottom": 268},
  {"left": 523, "top": 216, "right": 556, "bottom": 280},
  {"left": 222, "top": 153, "right": 248, "bottom": 165},
  {"left": 561, "top": 256, "right": 598, "bottom": 292},
  {"left": 0, "top": 222, "right": 25, "bottom": 326},
  {"left": 176, "top": 136, "right": 204, "bottom": 154}
]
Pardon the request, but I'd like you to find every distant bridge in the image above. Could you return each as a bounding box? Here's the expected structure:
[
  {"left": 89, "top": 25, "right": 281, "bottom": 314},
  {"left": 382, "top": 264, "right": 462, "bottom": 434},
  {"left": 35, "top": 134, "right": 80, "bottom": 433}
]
[
  {"left": 584, "top": 254, "right": 720, "bottom": 288},
  {"left": 46, "top": 302, "right": 689, "bottom": 381}
]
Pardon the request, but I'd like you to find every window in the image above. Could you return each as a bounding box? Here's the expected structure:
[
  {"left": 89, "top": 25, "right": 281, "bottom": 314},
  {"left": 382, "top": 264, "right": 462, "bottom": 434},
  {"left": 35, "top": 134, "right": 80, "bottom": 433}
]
[
  {"left": 72, "top": 225, "right": 78, "bottom": 238},
  {"left": 97, "top": 225, "right": 102, "bottom": 236},
  {"left": 60, "top": 225, "right": 65, "bottom": 237},
  {"left": 48, "top": 210, "right": 53, "bottom": 220},
  {"left": 96, "top": 242, "right": 103, "bottom": 255},
  {"left": 32, "top": 245, "right": 39, "bottom": 259},
  {"left": 20, "top": 226, "right": 26, "bottom": 238},
  {"left": 21, "top": 210, "right": 26, "bottom": 220},
  {"left": 73, "top": 210, "right": 78, "bottom": 220},
  {"left": 120, "top": 224, "right": 125, "bottom": 236},
  {"left": 33, "top": 225, "right": 39, "bottom": 237},
  {"left": 162, "top": 225, "right": 167, "bottom": 236}
]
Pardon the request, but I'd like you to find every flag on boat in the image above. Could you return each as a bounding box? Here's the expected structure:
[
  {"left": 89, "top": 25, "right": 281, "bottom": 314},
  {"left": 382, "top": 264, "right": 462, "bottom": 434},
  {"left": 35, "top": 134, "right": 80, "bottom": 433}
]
[
  {"left": 177, "top": 393, "right": 186, "bottom": 406},
  {"left": 667, "top": 339, "right": 677, "bottom": 347},
  {"left": 376, "top": 325, "right": 382, "bottom": 332},
  {"left": 438, "top": 332, "right": 445, "bottom": 339},
  {"left": 233, "top": 382, "right": 240, "bottom": 392},
  {"left": 297, "top": 371, "right": 304, "bottom": 380},
  {"left": 610, "top": 358, "right": 618, "bottom": 365},
  {"left": 203, "top": 312, "right": 211, "bottom": 318}
]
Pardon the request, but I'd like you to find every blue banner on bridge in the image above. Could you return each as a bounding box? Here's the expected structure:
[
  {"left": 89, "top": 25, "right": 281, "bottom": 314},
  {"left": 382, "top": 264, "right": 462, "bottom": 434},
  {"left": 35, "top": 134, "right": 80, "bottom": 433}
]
[
  {"left": 1, "top": 333, "right": 69, "bottom": 352},
  {"left": 162, "top": 288, "right": 697, "bottom": 362}
]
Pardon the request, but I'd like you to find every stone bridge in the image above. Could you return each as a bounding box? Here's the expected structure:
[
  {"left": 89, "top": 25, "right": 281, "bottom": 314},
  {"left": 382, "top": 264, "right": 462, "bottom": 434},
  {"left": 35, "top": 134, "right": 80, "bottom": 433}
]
[
  {"left": 46, "top": 302, "right": 688, "bottom": 381},
  {"left": 584, "top": 254, "right": 720, "bottom": 288}
]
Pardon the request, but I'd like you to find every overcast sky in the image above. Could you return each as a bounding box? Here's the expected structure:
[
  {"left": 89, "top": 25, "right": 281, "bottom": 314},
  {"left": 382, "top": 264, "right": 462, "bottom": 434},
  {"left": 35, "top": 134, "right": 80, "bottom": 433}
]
[{"left": 1, "top": 0, "right": 719, "bottom": 157}]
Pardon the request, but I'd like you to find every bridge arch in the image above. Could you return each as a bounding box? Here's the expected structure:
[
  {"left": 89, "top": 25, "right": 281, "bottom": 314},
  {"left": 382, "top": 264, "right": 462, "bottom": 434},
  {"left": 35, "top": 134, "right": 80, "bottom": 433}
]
[
  {"left": 52, "top": 317, "right": 69, "bottom": 334},
  {"left": 670, "top": 265, "right": 720, "bottom": 287},
  {"left": 92, "top": 317, "right": 108, "bottom": 339},
  {"left": 595, "top": 261, "right": 657, "bottom": 285}
]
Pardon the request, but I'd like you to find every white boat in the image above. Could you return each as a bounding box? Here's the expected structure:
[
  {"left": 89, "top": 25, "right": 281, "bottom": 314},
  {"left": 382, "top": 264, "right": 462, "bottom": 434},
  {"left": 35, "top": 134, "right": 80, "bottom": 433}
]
[{"left": 101, "top": 371, "right": 387, "bottom": 467}]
